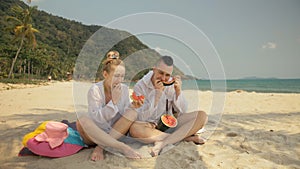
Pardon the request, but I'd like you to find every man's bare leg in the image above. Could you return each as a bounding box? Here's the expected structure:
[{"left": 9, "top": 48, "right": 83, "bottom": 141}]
[
  {"left": 129, "top": 121, "right": 170, "bottom": 143},
  {"left": 182, "top": 111, "right": 208, "bottom": 144},
  {"left": 151, "top": 111, "right": 207, "bottom": 156},
  {"left": 184, "top": 135, "right": 206, "bottom": 144}
]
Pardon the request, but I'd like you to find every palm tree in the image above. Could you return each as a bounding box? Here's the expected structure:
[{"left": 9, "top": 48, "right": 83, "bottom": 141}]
[{"left": 6, "top": 5, "right": 39, "bottom": 78}]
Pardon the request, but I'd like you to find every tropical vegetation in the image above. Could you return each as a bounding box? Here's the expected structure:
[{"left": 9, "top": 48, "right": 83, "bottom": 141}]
[{"left": 0, "top": 0, "right": 184, "bottom": 83}]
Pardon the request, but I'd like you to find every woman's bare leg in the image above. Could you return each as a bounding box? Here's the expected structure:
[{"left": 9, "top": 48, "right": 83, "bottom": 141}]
[
  {"left": 109, "top": 109, "right": 137, "bottom": 139},
  {"left": 77, "top": 116, "right": 141, "bottom": 160},
  {"left": 90, "top": 146, "right": 104, "bottom": 161}
]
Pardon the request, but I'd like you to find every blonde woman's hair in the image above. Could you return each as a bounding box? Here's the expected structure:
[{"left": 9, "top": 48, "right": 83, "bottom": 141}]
[{"left": 102, "top": 50, "right": 124, "bottom": 73}]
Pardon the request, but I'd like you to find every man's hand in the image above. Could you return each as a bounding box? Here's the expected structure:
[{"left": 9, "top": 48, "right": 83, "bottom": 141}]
[
  {"left": 153, "top": 79, "right": 165, "bottom": 106},
  {"left": 154, "top": 79, "right": 165, "bottom": 92},
  {"left": 174, "top": 75, "right": 182, "bottom": 99}
]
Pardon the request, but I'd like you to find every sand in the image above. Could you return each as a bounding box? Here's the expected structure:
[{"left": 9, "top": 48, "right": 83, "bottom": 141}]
[{"left": 0, "top": 81, "right": 299, "bottom": 169}]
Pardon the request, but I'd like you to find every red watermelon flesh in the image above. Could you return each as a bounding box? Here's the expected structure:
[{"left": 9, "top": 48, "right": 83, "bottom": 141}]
[
  {"left": 131, "top": 92, "right": 144, "bottom": 102},
  {"left": 161, "top": 114, "right": 177, "bottom": 127}
]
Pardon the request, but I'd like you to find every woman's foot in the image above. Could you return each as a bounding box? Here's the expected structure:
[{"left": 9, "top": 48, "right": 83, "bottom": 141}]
[
  {"left": 150, "top": 141, "right": 164, "bottom": 157},
  {"left": 184, "top": 134, "right": 206, "bottom": 145},
  {"left": 91, "top": 146, "right": 104, "bottom": 161},
  {"left": 121, "top": 144, "right": 142, "bottom": 159}
]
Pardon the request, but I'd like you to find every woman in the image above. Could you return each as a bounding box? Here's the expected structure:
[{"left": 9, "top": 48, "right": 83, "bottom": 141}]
[{"left": 76, "top": 51, "right": 141, "bottom": 161}]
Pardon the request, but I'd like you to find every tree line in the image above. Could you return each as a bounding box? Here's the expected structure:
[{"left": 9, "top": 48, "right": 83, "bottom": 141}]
[{"left": 0, "top": 0, "right": 184, "bottom": 83}]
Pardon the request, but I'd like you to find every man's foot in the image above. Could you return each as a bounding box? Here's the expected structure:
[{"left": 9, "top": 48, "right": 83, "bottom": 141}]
[
  {"left": 150, "top": 141, "right": 164, "bottom": 157},
  {"left": 121, "top": 145, "right": 142, "bottom": 159},
  {"left": 184, "top": 134, "right": 206, "bottom": 145},
  {"left": 91, "top": 146, "right": 104, "bottom": 161}
]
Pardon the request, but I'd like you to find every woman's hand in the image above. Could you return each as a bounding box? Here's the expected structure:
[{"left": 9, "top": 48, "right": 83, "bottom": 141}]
[
  {"left": 130, "top": 92, "right": 144, "bottom": 108},
  {"left": 111, "top": 84, "right": 122, "bottom": 105},
  {"left": 131, "top": 99, "right": 144, "bottom": 108}
]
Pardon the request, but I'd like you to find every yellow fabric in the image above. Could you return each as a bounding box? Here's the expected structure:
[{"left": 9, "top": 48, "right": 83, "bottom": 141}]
[{"left": 22, "top": 121, "right": 49, "bottom": 147}]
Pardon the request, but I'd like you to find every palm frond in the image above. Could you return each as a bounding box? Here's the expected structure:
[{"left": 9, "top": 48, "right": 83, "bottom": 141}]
[{"left": 5, "top": 16, "right": 22, "bottom": 24}]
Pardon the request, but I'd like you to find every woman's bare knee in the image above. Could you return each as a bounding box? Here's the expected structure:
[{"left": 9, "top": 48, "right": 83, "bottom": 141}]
[
  {"left": 78, "top": 116, "right": 92, "bottom": 127},
  {"left": 129, "top": 122, "right": 141, "bottom": 138},
  {"left": 123, "top": 109, "right": 138, "bottom": 121},
  {"left": 129, "top": 122, "right": 152, "bottom": 138}
]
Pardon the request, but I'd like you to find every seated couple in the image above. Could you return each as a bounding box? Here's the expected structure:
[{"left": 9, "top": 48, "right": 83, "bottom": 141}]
[{"left": 76, "top": 51, "right": 208, "bottom": 161}]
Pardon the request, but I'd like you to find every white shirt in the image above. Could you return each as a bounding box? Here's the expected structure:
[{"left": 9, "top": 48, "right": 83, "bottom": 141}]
[
  {"left": 134, "top": 71, "right": 188, "bottom": 124},
  {"left": 87, "top": 81, "right": 130, "bottom": 133}
]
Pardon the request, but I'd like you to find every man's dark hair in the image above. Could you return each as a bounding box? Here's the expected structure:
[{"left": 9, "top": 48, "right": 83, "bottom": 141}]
[{"left": 159, "top": 55, "right": 173, "bottom": 66}]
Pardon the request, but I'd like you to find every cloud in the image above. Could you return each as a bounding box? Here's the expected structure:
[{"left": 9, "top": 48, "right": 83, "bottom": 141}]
[
  {"left": 262, "top": 42, "right": 277, "bottom": 49},
  {"left": 154, "top": 47, "right": 174, "bottom": 56},
  {"left": 32, "top": 0, "right": 45, "bottom": 2},
  {"left": 154, "top": 47, "right": 164, "bottom": 53}
]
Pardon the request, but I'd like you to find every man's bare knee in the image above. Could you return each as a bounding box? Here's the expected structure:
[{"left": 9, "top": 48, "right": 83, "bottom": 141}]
[
  {"left": 196, "top": 110, "right": 208, "bottom": 126},
  {"left": 197, "top": 110, "right": 207, "bottom": 119}
]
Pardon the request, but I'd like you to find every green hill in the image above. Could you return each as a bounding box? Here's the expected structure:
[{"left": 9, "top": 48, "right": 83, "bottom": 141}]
[{"left": 0, "top": 0, "right": 184, "bottom": 82}]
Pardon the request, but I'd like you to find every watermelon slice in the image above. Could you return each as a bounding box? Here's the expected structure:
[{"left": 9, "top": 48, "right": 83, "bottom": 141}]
[
  {"left": 156, "top": 114, "right": 177, "bottom": 131},
  {"left": 163, "top": 77, "right": 175, "bottom": 86},
  {"left": 130, "top": 92, "right": 144, "bottom": 102},
  {"left": 161, "top": 114, "right": 177, "bottom": 127}
]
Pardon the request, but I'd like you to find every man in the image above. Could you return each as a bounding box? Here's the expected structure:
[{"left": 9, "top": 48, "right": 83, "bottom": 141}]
[{"left": 129, "top": 56, "right": 208, "bottom": 156}]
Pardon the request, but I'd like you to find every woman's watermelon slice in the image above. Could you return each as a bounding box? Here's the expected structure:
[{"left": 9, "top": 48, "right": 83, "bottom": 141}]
[{"left": 130, "top": 92, "right": 144, "bottom": 102}]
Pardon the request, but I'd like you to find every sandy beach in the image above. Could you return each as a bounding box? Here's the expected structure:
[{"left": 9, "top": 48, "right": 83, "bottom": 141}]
[{"left": 0, "top": 81, "right": 299, "bottom": 169}]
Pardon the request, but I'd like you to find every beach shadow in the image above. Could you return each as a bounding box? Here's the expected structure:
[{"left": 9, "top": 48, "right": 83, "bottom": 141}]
[
  {"left": 0, "top": 108, "right": 207, "bottom": 169},
  {"left": 153, "top": 142, "right": 208, "bottom": 169},
  {"left": 5, "top": 110, "right": 298, "bottom": 168},
  {"left": 217, "top": 111, "right": 300, "bottom": 167}
]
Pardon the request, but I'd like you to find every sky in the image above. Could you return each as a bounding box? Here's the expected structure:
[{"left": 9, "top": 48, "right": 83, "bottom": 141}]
[{"left": 26, "top": 0, "right": 300, "bottom": 79}]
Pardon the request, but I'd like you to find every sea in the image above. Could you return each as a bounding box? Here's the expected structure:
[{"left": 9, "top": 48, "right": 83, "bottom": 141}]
[{"left": 181, "top": 79, "right": 300, "bottom": 93}]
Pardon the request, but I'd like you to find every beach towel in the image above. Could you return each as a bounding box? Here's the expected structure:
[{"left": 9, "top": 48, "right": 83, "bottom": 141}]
[{"left": 64, "top": 127, "right": 85, "bottom": 147}]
